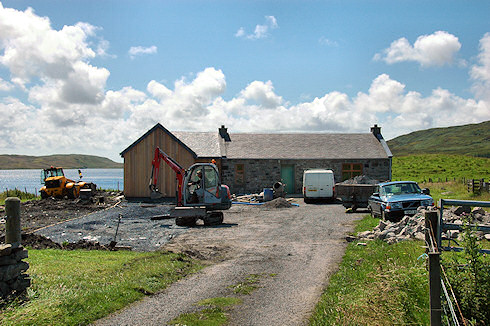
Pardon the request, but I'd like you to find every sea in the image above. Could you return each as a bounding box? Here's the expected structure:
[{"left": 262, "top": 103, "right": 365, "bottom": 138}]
[{"left": 0, "top": 169, "right": 124, "bottom": 195}]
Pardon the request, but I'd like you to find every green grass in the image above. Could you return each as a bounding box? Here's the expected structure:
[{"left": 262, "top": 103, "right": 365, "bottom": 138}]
[
  {"left": 392, "top": 154, "right": 490, "bottom": 183},
  {"left": 0, "top": 249, "right": 200, "bottom": 326},
  {"left": 310, "top": 216, "right": 430, "bottom": 326},
  {"left": 0, "top": 190, "right": 39, "bottom": 205},
  {"left": 169, "top": 297, "right": 242, "bottom": 326},
  {"left": 419, "top": 181, "right": 490, "bottom": 204}
]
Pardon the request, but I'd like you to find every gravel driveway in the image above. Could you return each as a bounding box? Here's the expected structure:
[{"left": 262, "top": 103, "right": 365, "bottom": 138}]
[{"left": 90, "top": 200, "right": 363, "bottom": 326}]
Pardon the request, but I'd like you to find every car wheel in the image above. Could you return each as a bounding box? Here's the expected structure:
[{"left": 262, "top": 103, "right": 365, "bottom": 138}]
[{"left": 40, "top": 190, "right": 48, "bottom": 199}]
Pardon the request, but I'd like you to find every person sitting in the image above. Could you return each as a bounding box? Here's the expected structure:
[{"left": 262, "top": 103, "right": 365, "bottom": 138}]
[{"left": 188, "top": 170, "right": 203, "bottom": 203}]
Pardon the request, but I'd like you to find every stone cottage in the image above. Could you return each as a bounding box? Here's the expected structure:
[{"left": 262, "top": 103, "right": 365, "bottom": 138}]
[{"left": 120, "top": 124, "right": 392, "bottom": 198}]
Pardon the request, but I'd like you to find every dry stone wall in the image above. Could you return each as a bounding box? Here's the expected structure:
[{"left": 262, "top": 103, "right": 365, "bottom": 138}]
[{"left": 0, "top": 243, "right": 30, "bottom": 299}]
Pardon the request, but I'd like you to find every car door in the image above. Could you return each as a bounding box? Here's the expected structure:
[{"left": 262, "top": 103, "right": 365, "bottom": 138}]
[{"left": 369, "top": 185, "right": 382, "bottom": 215}]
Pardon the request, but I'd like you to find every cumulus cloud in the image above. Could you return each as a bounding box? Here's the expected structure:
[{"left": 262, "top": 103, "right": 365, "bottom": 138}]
[
  {"left": 470, "top": 33, "right": 490, "bottom": 101},
  {"left": 0, "top": 4, "right": 488, "bottom": 161},
  {"left": 235, "top": 15, "right": 278, "bottom": 40},
  {"left": 0, "top": 3, "right": 110, "bottom": 111},
  {"left": 128, "top": 45, "right": 157, "bottom": 59},
  {"left": 0, "top": 77, "right": 13, "bottom": 91},
  {"left": 374, "top": 31, "right": 462, "bottom": 67}
]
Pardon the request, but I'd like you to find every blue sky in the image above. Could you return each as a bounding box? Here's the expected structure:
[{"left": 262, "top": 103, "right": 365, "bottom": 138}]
[{"left": 0, "top": 1, "right": 489, "bottom": 161}]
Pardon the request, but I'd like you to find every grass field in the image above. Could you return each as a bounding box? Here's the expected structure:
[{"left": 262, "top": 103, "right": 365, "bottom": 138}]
[
  {"left": 0, "top": 250, "right": 200, "bottom": 326},
  {"left": 392, "top": 154, "right": 490, "bottom": 183}
]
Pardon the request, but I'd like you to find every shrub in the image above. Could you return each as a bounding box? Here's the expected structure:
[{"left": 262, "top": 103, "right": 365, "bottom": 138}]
[{"left": 442, "top": 214, "right": 490, "bottom": 325}]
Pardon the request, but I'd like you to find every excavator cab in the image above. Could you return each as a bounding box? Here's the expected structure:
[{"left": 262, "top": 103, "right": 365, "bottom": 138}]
[{"left": 183, "top": 164, "right": 228, "bottom": 209}]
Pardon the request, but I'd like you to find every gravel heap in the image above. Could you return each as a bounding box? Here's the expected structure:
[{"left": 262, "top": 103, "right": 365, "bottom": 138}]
[
  {"left": 357, "top": 206, "right": 490, "bottom": 244},
  {"left": 263, "top": 198, "right": 292, "bottom": 208},
  {"left": 340, "top": 175, "right": 378, "bottom": 185}
]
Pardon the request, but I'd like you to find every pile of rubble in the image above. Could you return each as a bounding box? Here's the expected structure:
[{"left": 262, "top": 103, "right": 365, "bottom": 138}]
[
  {"left": 341, "top": 175, "right": 378, "bottom": 185},
  {"left": 357, "top": 206, "right": 490, "bottom": 244}
]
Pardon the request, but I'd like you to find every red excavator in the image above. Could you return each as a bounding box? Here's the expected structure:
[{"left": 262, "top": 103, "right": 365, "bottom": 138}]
[{"left": 149, "top": 147, "right": 232, "bottom": 226}]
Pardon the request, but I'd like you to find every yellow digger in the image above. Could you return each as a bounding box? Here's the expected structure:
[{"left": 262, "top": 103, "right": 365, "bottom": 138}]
[{"left": 39, "top": 167, "right": 95, "bottom": 199}]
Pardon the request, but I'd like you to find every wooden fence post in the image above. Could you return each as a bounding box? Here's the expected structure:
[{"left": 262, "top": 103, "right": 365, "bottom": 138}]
[
  {"left": 425, "top": 210, "right": 439, "bottom": 252},
  {"left": 429, "top": 252, "right": 442, "bottom": 326},
  {"left": 5, "top": 197, "right": 21, "bottom": 245}
]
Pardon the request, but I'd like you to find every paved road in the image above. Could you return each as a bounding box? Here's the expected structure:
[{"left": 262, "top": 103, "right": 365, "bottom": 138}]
[{"left": 94, "top": 201, "right": 363, "bottom": 326}]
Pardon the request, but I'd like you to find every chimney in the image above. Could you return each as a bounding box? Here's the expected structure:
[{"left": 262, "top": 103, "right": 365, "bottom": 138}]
[
  {"left": 219, "top": 125, "right": 231, "bottom": 142},
  {"left": 371, "top": 124, "right": 383, "bottom": 140}
]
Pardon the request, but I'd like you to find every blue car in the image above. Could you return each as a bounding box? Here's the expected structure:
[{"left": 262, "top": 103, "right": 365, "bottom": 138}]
[{"left": 368, "top": 181, "right": 434, "bottom": 221}]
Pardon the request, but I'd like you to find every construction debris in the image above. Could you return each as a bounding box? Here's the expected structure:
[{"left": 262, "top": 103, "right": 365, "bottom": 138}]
[{"left": 357, "top": 206, "right": 490, "bottom": 244}]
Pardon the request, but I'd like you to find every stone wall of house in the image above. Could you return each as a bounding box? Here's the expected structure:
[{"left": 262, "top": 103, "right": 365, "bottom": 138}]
[
  {"left": 0, "top": 243, "right": 30, "bottom": 299},
  {"left": 221, "top": 159, "right": 282, "bottom": 195},
  {"left": 221, "top": 158, "right": 391, "bottom": 195}
]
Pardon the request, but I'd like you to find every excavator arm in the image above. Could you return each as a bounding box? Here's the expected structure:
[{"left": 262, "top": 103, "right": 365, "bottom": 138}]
[{"left": 149, "top": 147, "right": 186, "bottom": 205}]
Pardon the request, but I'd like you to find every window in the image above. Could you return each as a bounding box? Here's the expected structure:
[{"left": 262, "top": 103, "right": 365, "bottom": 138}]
[
  {"left": 204, "top": 166, "right": 218, "bottom": 190},
  {"left": 235, "top": 164, "right": 245, "bottom": 185},
  {"left": 342, "top": 163, "right": 363, "bottom": 181}
]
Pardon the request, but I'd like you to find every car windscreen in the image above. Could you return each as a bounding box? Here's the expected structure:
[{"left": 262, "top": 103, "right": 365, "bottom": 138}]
[{"left": 381, "top": 183, "right": 421, "bottom": 196}]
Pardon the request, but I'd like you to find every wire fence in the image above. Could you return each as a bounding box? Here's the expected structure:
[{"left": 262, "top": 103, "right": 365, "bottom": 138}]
[{"left": 425, "top": 199, "right": 490, "bottom": 325}]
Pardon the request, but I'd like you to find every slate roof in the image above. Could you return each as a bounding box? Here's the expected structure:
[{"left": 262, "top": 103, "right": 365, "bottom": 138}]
[
  {"left": 220, "top": 133, "right": 390, "bottom": 159},
  {"left": 172, "top": 132, "right": 221, "bottom": 158},
  {"left": 122, "top": 124, "right": 392, "bottom": 160}
]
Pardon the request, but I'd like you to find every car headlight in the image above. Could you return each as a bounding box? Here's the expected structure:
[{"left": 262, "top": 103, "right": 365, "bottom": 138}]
[
  {"left": 421, "top": 199, "right": 434, "bottom": 207},
  {"left": 387, "top": 202, "right": 402, "bottom": 210}
]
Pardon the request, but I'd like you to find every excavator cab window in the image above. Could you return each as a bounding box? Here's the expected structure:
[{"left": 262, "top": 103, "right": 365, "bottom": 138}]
[{"left": 204, "top": 166, "right": 218, "bottom": 195}]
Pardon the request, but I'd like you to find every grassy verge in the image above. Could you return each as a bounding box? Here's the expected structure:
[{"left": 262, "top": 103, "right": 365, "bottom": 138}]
[
  {"left": 310, "top": 216, "right": 430, "bottom": 325},
  {"left": 0, "top": 249, "right": 200, "bottom": 326}
]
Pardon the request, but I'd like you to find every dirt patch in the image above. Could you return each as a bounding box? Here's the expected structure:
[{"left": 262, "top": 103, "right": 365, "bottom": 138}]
[
  {"left": 0, "top": 191, "right": 123, "bottom": 238},
  {"left": 165, "top": 242, "right": 234, "bottom": 263}
]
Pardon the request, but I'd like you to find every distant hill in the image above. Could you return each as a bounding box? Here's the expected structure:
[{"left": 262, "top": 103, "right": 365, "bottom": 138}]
[
  {"left": 387, "top": 121, "right": 490, "bottom": 157},
  {"left": 0, "top": 154, "right": 123, "bottom": 169}
]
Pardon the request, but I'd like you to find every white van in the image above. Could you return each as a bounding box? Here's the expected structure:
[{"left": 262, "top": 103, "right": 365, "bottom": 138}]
[{"left": 303, "top": 169, "right": 335, "bottom": 203}]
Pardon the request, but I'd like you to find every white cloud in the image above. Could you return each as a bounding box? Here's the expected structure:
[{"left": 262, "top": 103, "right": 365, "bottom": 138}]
[
  {"left": 0, "top": 4, "right": 488, "bottom": 161},
  {"left": 374, "top": 31, "right": 462, "bottom": 67},
  {"left": 319, "top": 36, "right": 338, "bottom": 47},
  {"left": 235, "top": 15, "right": 278, "bottom": 40},
  {"left": 128, "top": 45, "right": 157, "bottom": 59},
  {"left": 240, "top": 80, "right": 284, "bottom": 108},
  {"left": 0, "top": 77, "right": 13, "bottom": 91},
  {"left": 470, "top": 33, "right": 490, "bottom": 101}
]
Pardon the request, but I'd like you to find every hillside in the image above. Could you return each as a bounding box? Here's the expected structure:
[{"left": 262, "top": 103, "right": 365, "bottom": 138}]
[
  {"left": 387, "top": 120, "right": 490, "bottom": 157},
  {"left": 0, "top": 154, "right": 123, "bottom": 169}
]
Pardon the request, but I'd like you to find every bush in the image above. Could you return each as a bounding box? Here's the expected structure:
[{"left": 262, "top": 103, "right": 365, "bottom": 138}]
[
  {"left": 442, "top": 214, "right": 490, "bottom": 325},
  {"left": 0, "top": 189, "right": 38, "bottom": 203}
]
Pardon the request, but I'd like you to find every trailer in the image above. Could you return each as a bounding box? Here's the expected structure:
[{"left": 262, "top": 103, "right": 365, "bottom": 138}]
[{"left": 335, "top": 183, "right": 376, "bottom": 212}]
